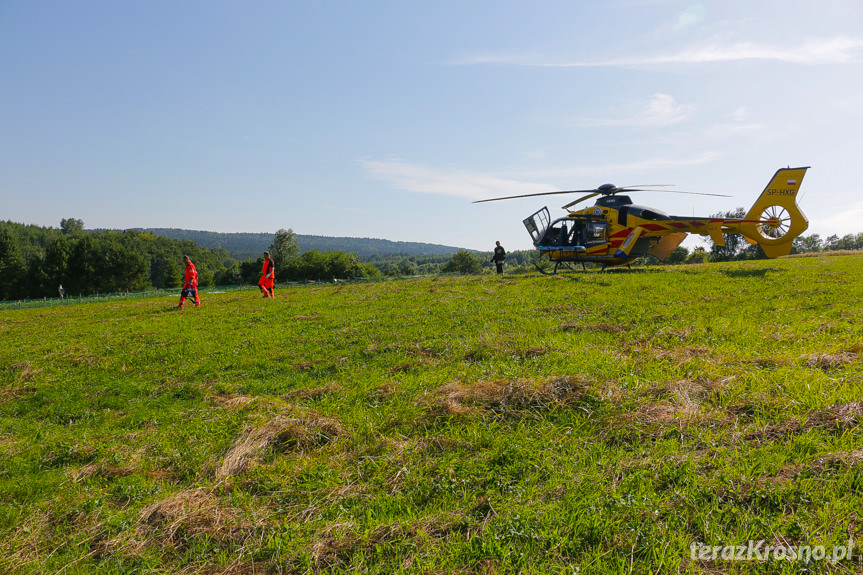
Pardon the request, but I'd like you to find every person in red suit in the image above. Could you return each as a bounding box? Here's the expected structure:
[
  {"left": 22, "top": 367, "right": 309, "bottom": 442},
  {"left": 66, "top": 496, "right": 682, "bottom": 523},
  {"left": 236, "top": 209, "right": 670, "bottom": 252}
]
[
  {"left": 177, "top": 255, "right": 201, "bottom": 308},
  {"left": 258, "top": 251, "right": 275, "bottom": 299}
]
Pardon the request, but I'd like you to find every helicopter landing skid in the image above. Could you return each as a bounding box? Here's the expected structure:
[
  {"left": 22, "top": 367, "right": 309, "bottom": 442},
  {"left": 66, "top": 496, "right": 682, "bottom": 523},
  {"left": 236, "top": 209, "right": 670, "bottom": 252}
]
[{"left": 532, "top": 259, "right": 578, "bottom": 276}]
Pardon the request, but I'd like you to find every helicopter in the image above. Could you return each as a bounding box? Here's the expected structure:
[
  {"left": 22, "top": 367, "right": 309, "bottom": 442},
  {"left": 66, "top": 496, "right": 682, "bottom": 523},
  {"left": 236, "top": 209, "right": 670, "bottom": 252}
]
[{"left": 474, "top": 166, "right": 809, "bottom": 274}]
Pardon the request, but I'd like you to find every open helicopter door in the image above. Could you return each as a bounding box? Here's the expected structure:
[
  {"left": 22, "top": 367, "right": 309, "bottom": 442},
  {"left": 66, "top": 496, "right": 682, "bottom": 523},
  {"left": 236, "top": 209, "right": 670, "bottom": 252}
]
[{"left": 523, "top": 207, "right": 551, "bottom": 247}]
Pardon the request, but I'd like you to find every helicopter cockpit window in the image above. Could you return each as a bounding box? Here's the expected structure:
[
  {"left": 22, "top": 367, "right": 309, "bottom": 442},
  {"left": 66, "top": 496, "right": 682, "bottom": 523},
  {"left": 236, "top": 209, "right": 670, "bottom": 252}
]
[
  {"left": 584, "top": 221, "right": 608, "bottom": 244},
  {"left": 541, "top": 219, "right": 583, "bottom": 247}
]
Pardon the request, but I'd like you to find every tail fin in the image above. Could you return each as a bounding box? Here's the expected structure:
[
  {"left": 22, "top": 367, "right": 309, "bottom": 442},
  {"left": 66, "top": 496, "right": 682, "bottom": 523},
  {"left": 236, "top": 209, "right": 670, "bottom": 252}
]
[{"left": 740, "top": 167, "right": 809, "bottom": 258}]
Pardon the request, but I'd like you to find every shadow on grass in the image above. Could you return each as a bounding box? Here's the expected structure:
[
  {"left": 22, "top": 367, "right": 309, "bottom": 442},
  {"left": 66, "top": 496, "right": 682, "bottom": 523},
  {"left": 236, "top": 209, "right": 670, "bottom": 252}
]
[
  {"left": 151, "top": 304, "right": 189, "bottom": 314},
  {"left": 718, "top": 267, "right": 783, "bottom": 278}
]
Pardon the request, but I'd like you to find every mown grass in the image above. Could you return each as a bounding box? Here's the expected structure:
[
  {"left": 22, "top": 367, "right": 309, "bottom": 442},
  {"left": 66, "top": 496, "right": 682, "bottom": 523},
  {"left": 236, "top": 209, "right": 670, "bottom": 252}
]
[{"left": 2, "top": 254, "right": 863, "bottom": 574}]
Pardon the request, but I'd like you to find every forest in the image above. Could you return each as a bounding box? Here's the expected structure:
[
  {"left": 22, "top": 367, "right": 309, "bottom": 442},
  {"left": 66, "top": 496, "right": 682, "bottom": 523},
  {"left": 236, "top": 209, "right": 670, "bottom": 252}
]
[
  {"left": 0, "top": 219, "right": 485, "bottom": 301},
  {"left": 126, "top": 228, "right": 462, "bottom": 260}
]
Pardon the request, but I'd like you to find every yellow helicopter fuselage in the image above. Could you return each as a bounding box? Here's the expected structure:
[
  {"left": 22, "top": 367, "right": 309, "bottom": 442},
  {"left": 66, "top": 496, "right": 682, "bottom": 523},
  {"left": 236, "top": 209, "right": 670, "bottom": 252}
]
[{"left": 526, "top": 167, "right": 809, "bottom": 267}]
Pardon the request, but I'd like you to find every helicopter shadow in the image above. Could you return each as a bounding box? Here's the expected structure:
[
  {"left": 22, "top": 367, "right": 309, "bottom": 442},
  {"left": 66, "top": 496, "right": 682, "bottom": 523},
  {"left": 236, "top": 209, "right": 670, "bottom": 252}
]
[
  {"left": 147, "top": 303, "right": 187, "bottom": 315},
  {"left": 559, "top": 275, "right": 612, "bottom": 286},
  {"left": 602, "top": 267, "right": 667, "bottom": 275}
]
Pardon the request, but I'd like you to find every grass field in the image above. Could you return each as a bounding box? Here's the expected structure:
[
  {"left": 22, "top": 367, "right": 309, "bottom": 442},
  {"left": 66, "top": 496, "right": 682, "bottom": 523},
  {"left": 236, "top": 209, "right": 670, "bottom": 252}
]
[{"left": 2, "top": 254, "right": 863, "bottom": 574}]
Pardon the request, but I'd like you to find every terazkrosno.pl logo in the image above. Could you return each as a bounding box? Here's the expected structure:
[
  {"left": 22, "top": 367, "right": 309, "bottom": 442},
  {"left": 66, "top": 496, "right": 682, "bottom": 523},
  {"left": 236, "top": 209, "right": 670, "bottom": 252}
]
[{"left": 690, "top": 540, "right": 855, "bottom": 563}]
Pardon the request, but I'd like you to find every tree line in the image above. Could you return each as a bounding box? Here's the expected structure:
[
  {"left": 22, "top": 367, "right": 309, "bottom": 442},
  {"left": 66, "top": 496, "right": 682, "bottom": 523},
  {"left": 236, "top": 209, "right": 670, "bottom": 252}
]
[
  {"left": 0, "top": 220, "right": 387, "bottom": 300},
  {"left": 125, "top": 228, "right": 461, "bottom": 260},
  {"left": 0, "top": 219, "right": 515, "bottom": 300}
]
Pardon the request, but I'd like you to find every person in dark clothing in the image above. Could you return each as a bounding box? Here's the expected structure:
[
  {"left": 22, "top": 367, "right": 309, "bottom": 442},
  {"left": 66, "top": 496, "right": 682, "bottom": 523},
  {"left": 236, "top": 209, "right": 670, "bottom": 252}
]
[{"left": 491, "top": 241, "right": 506, "bottom": 275}]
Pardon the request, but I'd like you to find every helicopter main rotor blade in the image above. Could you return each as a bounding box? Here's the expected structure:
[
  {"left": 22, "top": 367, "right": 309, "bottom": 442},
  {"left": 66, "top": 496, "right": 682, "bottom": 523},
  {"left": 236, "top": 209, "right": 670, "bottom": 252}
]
[
  {"left": 562, "top": 192, "right": 600, "bottom": 210},
  {"left": 619, "top": 184, "right": 677, "bottom": 188},
  {"left": 639, "top": 189, "right": 732, "bottom": 197},
  {"left": 472, "top": 184, "right": 732, "bottom": 204},
  {"left": 472, "top": 189, "right": 601, "bottom": 203}
]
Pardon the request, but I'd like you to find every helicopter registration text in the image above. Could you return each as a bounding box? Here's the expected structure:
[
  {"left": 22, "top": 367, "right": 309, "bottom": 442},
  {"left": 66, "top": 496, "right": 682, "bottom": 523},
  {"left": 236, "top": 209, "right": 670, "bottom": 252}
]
[{"left": 765, "top": 188, "right": 797, "bottom": 196}]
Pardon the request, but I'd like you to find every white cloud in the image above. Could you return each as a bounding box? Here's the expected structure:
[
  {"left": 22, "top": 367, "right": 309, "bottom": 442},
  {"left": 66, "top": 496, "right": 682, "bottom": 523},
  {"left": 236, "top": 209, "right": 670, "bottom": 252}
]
[
  {"left": 455, "top": 36, "right": 863, "bottom": 68},
  {"left": 700, "top": 106, "right": 769, "bottom": 139},
  {"left": 727, "top": 106, "right": 748, "bottom": 123},
  {"left": 813, "top": 204, "right": 863, "bottom": 237},
  {"left": 580, "top": 94, "right": 695, "bottom": 127},
  {"left": 362, "top": 154, "right": 720, "bottom": 200},
  {"left": 360, "top": 159, "right": 550, "bottom": 200},
  {"left": 673, "top": 4, "right": 707, "bottom": 31},
  {"left": 514, "top": 152, "right": 720, "bottom": 181}
]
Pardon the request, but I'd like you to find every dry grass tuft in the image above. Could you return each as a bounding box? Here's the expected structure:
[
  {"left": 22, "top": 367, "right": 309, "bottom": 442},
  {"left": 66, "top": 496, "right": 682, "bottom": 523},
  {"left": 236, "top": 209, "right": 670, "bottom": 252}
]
[
  {"left": 215, "top": 415, "right": 342, "bottom": 478},
  {"left": 1, "top": 363, "right": 39, "bottom": 403},
  {"left": 805, "top": 402, "right": 863, "bottom": 430},
  {"left": 310, "top": 521, "right": 362, "bottom": 568},
  {"left": 518, "top": 347, "right": 548, "bottom": 358},
  {"left": 388, "top": 363, "right": 418, "bottom": 374},
  {"left": 618, "top": 343, "right": 713, "bottom": 363},
  {"left": 292, "top": 359, "right": 328, "bottom": 370},
  {"left": 13, "top": 362, "right": 38, "bottom": 381},
  {"left": 736, "top": 357, "right": 789, "bottom": 368},
  {"left": 284, "top": 382, "right": 342, "bottom": 401},
  {"left": 310, "top": 515, "right": 467, "bottom": 569},
  {"left": 608, "top": 400, "right": 732, "bottom": 442},
  {"left": 802, "top": 351, "right": 859, "bottom": 371},
  {"left": 138, "top": 488, "right": 240, "bottom": 544},
  {"left": 411, "top": 346, "right": 440, "bottom": 359},
  {"left": 745, "top": 402, "right": 863, "bottom": 441},
  {"left": 427, "top": 397, "right": 478, "bottom": 418},
  {"left": 560, "top": 322, "right": 623, "bottom": 334},
  {"left": 657, "top": 326, "right": 697, "bottom": 341},
  {"left": 210, "top": 395, "right": 256, "bottom": 410},
  {"left": 1, "top": 385, "right": 36, "bottom": 404},
  {"left": 427, "top": 375, "right": 589, "bottom": 418},
  {"left": 756, "top": 449, "right": 863, "bottom": 487},
  {"left": 610, "top": 379, "right": 735, "bottom": 440},
  {"left": 651, "top": 377, "right": 731, "bottom": 405},
  {"left": 654, "top": 345, "right": 712, "bottom": 360},
  {"left": 370, "top": 382, "right": 397, "bottom": 400},
  {"left": 619, "top": 402, "right": 703, "bottom": 427}
]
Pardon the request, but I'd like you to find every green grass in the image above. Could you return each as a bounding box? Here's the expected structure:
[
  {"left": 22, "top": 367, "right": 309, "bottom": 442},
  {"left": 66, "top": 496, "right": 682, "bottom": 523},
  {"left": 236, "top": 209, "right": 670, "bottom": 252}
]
[{"left": 3, "top": 255, "right": 863, "bottom": 573}]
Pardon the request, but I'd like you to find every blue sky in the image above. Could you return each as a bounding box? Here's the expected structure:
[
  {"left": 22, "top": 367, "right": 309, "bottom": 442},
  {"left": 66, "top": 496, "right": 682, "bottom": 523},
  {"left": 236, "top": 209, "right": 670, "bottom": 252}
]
[{"left": 2, "top": 0, "right": 862, "bottom": 251}]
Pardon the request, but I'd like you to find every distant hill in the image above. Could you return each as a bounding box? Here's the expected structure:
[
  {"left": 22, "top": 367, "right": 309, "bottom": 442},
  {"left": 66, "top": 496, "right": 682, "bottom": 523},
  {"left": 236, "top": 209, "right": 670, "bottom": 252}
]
[{"left": 130, "top": 228, "right": 464, "bottom": 261}]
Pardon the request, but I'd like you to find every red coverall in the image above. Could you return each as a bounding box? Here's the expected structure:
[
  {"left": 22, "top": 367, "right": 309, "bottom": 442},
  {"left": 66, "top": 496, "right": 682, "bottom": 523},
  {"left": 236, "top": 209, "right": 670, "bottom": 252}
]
[
  {"left": 258, "top": 259, "right": 275, "bottom": 297},
  {"left": 179, "top": 261, "right": 200, "bottom": 307}
]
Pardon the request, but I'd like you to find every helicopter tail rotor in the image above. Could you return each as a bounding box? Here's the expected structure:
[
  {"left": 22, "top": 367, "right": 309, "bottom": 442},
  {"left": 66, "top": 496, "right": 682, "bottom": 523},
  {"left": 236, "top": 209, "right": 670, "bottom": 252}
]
[{"left": 739, "top": 167, "right": 810, "bottom": 257}]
